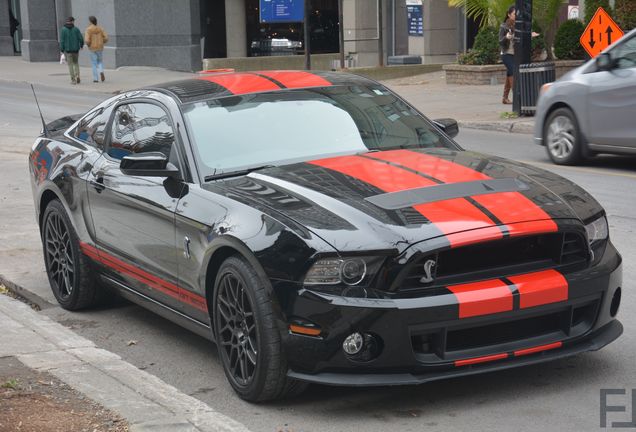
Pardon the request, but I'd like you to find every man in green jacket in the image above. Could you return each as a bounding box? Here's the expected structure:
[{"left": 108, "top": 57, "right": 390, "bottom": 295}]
[{"left": 59, "top": 17, "right": 84, "bottom": 84}]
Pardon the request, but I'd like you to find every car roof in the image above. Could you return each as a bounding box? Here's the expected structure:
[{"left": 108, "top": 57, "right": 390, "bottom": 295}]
[{"left": 144, "top": 70, "right": 378, "bottom": 104}]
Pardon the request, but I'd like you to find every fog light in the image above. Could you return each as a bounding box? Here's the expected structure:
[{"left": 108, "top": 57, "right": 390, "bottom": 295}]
[{"left": 343, "top": 332, "right": 364, "bottom": 355}]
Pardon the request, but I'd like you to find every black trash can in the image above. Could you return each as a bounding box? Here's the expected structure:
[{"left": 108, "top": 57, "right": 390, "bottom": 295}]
[{"left": 518, "top": 62, "right": 555, "bottom": 115}]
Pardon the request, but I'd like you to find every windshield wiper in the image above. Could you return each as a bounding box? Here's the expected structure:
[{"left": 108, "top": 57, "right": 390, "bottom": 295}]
[{"left": 204, "top": 165, "right": 275, "bottom": 182}]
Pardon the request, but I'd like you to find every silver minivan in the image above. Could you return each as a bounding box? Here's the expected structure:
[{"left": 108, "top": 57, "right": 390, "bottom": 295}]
[{"left": 535, "top": 28, "right": 636, "bottom": 165}]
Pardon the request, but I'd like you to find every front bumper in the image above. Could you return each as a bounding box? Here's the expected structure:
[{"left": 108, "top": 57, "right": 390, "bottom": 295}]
[
  {"left": 288, "top": 319, "right": 622, "bottom": 386},
  {"left": 280, "top": 242, "right": 623, "bottom": 386}
]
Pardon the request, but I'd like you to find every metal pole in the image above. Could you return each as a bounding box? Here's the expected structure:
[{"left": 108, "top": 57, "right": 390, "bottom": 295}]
[
  {"left": 512, "top": 0, "right": 532, "bottom": 115},
  {"left": 339, "top": 0, "right": 345, "bottom": 68},
  {"left": 378, "top": 0, "right": 384, "bottom": 67},
  {"left": 304, "top": 0, "right": 311, "bottom": 70}
]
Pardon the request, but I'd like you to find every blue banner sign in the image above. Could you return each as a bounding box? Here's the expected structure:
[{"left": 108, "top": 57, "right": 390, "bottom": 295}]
[
  {"left": 260, "top": 0, "right": 305, "bottom": 23},
  {"left": 407, "top": 4, "right": 423, "bottom": 36}
]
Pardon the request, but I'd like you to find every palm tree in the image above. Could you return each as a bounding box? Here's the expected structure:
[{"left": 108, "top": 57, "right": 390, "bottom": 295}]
[
  {"left": 533, "top": 0, "right": 568, "bottom": 59},
  {"left": 448, "top": 0, "right": 567, "bottom": 59},
  {"left": 447, "top": 0, "right": 512, "bottom": 29}
]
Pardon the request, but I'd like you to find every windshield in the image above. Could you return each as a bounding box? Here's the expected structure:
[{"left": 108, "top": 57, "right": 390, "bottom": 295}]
[{"left": 182, "top": 85, "right": 457, "bottom": 178}]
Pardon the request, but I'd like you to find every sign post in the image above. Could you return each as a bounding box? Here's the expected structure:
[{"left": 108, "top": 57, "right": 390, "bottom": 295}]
[
  {"left": 580, "top": 7, "right": 624, "bottom": 58},
  {"left": 513, "top": 0, "right": 532, "bottom": 115},
  {"left": 304, "top": 0, "right": 311, "bottom": 70}
]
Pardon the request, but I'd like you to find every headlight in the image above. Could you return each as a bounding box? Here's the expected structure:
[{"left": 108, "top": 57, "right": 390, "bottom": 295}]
[
  {"left": 585, "top": 215, "right": 609, "bottom": 245},
  {"left": 540, "top": 83, "right": 552, "bottom": 95},
  {"left": 303, "top": 256, "right": 384, "bottom": 288}
]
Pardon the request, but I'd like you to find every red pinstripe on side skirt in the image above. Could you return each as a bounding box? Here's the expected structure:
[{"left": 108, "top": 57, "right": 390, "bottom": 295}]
[{"left": 79, "top": 242, "right": 208, "bottom": 312}]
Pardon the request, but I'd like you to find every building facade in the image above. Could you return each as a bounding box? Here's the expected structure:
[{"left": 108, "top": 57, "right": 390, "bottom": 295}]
[{"left": 2, "top": 0, "right": 466, "bottom": 72}]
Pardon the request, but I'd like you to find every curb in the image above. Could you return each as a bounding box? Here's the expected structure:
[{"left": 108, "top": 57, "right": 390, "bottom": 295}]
[
  {"left": 0, "top": 290, "right": 251, "bottom": 432},
  {"left": 459, "top": 120, "right": 535, "bottom": 135},
  {"left": 0, "top": 274, "right": 54, "bottom": 310}
]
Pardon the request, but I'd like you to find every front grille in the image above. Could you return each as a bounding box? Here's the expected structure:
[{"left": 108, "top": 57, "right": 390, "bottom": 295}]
[{"left": 398, "top": 231, "right": 588, "bottom": 291}]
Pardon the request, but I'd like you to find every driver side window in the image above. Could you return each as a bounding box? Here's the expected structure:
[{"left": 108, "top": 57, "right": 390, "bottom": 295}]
[
  {"left": 108, "top": 103, "right": 176, "bottom": 161},
  {"left": 613, "top": 35, "right": 636, "bottom": 70}
]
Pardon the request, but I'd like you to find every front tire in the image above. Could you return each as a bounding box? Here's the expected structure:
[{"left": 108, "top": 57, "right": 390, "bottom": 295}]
[
  {"left": 213, "top": 255, "right": 307, "bottom": 402},
  {"left": 42, "top": 199, "right": 103, "bottom": 310},
  {"left": 544, "top": 107, "right": 584, "bottom": 165}
]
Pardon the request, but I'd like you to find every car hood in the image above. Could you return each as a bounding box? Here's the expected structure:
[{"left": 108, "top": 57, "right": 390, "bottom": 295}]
[{"left": 209, "top": 148, "right": 602, "bottom": 253}]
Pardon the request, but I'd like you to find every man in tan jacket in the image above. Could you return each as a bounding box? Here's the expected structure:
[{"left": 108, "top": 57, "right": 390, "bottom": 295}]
[{"left": 84, "top": 16, "right": 108, "bottom": 83}]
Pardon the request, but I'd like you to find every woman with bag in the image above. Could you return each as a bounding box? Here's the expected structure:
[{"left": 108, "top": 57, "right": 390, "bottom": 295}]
[{"left": 84, "top": 16, "right": 109, "bottom": 83}]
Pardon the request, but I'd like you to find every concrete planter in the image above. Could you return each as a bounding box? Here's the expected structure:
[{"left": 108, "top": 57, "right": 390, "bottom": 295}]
[{"left": 443, "top": 60, "right": 585, "bottom": 85}]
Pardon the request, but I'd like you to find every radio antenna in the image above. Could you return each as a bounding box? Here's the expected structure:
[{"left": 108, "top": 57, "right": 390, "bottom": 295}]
[{"left": 30, "top": 84, "right": 49, "bottom": 138}]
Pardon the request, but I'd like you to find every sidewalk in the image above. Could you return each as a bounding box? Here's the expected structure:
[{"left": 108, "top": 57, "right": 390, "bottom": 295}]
[
  {"left": 0, "top": 56, "right": 534, "bottom": 134},
  {"left": 382, "top": 71, "right": 534, "bottom": 134},
  {"left": 0, "top": 56, "right": 194, "bottom": 95},
  {"left": 0, "top": 291, "right": 251, "bottom": 432}
]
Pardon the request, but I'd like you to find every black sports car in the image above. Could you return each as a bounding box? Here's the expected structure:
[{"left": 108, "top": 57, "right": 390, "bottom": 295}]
[{"left": 29, "top": 71, "right": 623, "bottom": 402}]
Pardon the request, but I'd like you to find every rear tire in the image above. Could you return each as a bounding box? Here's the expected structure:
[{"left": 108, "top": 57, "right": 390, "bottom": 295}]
[
  {"left": 544, "top": 107, "right": 584, "bottom": 165},
  {"left": 212, "top": 255, "right": 308, "bottom": 402},
  {"left": 42, "top": 199, "right": 104, "bottom": 310}
]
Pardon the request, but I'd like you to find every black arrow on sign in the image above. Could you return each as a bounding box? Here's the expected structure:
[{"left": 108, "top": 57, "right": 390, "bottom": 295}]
[
  {"left": 589, "top": 29, "right": 596, "bottom": 48},
  {"left": 606, "top": 26, "right": 613, "bottom": 45}
]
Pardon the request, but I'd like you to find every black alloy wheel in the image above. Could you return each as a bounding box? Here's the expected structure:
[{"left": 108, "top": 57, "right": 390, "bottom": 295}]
[
  {"left": 42, "top": 200, "right": 104, "bottom": 310},
  {"left": 216, "top": 270, "right": 259, "bottom": 386},
  {"left": 213, "top": 256, "right": 308, "bottom": 401},
  {"left": 44, "top": 209, "right": 75, "bottom": 300}
]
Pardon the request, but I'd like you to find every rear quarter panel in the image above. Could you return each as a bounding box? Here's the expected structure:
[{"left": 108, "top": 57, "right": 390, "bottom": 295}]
[{"left": 29, "top": 135, "right": 101, "bottom": 244}]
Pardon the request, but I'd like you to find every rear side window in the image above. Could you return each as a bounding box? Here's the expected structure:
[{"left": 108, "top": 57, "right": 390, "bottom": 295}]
[
  {"left": 70, "top": 108, "right": 108, "bottom": 148},
  {"left": 107, "top": 103, "right": 176, "bottom": 160}
]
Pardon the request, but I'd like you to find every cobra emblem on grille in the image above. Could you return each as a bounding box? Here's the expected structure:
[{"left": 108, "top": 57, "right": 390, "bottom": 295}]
[{"left": 420, "top": 259, "right": 436, "bottom": 284}]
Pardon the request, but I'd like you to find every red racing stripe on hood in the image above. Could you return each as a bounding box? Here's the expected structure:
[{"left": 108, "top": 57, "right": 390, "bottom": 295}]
[
  {"left": 507, "top": 269, "right": 568, "bottom": 308},
  {"left": 198, "top": 73, "right": 280, "bottom": 95},
  {"left": 367, "top": 150, "right": 558, "bottom": 235},
  {"left": 309, "top": 155, "right": 500, "bottom": 246},
  {"left": 257, "top": 71, "right": 332, "bottom": 88}
]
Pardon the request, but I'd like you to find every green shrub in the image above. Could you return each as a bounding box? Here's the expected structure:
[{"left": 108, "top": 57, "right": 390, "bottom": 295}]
[
  {"left": 459, "top": 26, "right": 500, "bottom": 65},
  {"left": 585, "top": 0, "right": 611, "bottom": 23},
  {"left": 554, "top": 19, "right": 586, "bottom": 60},
  {"left": 532, "top": 21, "right": 546, "bottom": 61},
  {"left": 615, "top": 0, "right": 636, "bottom": 31}
]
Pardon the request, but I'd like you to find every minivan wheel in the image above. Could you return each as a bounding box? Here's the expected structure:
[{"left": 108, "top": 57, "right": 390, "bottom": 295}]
[
  {"left": 544, "top": 107, "right": 583, "bottom": 165},
  {"left": 213, "top": 256, "right": 307, "bottom": 402}
]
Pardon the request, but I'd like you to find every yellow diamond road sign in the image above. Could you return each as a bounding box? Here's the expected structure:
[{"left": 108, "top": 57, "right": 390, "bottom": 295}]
[{"left": 580, "top": 7, "right": 624, "bottom": 58}]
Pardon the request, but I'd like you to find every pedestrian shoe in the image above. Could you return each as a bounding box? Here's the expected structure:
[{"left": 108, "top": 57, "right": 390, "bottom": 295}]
[
  {"left": 502, "top": 97, "right": 512, "bottom": 104},
  {"left": 77, "top": 77, "right": 81, "bottom": 84},
  {"left": 93, "top": 80, "right": 98, "bottom": 83},
  {"left": 100, "top": 72, "right": 105, "bottom": 82}
]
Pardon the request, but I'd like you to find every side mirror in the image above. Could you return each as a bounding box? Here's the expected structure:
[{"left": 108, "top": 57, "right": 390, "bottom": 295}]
[
  {"left": 120, "top": 152, "right": 180, "bottom": 178},
  {"left": 433, "top": 118, "right": 459, "bottom": 139},
  {"left": 596, "top": 53, "right": 614, "bottom": 71}
]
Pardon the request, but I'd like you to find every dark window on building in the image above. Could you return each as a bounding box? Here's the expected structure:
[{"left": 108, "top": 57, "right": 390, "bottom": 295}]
[{"left": 245, "top": 0, "right": 339, "bottom": 57}]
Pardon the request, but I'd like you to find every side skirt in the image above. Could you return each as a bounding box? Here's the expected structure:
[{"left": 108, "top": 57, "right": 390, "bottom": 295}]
[{"left": 101, "top": 275, "right": 215, "bottom": 342}]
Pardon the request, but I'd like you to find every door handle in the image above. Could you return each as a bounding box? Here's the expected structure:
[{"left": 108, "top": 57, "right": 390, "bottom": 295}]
[{"left": 90, "top": 176, "right": 105, "bottom": 192}]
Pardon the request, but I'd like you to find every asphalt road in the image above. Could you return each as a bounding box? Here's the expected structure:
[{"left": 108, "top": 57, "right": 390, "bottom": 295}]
[{"left": 1, "top": 81, "right": 635, "bottom": 432}]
